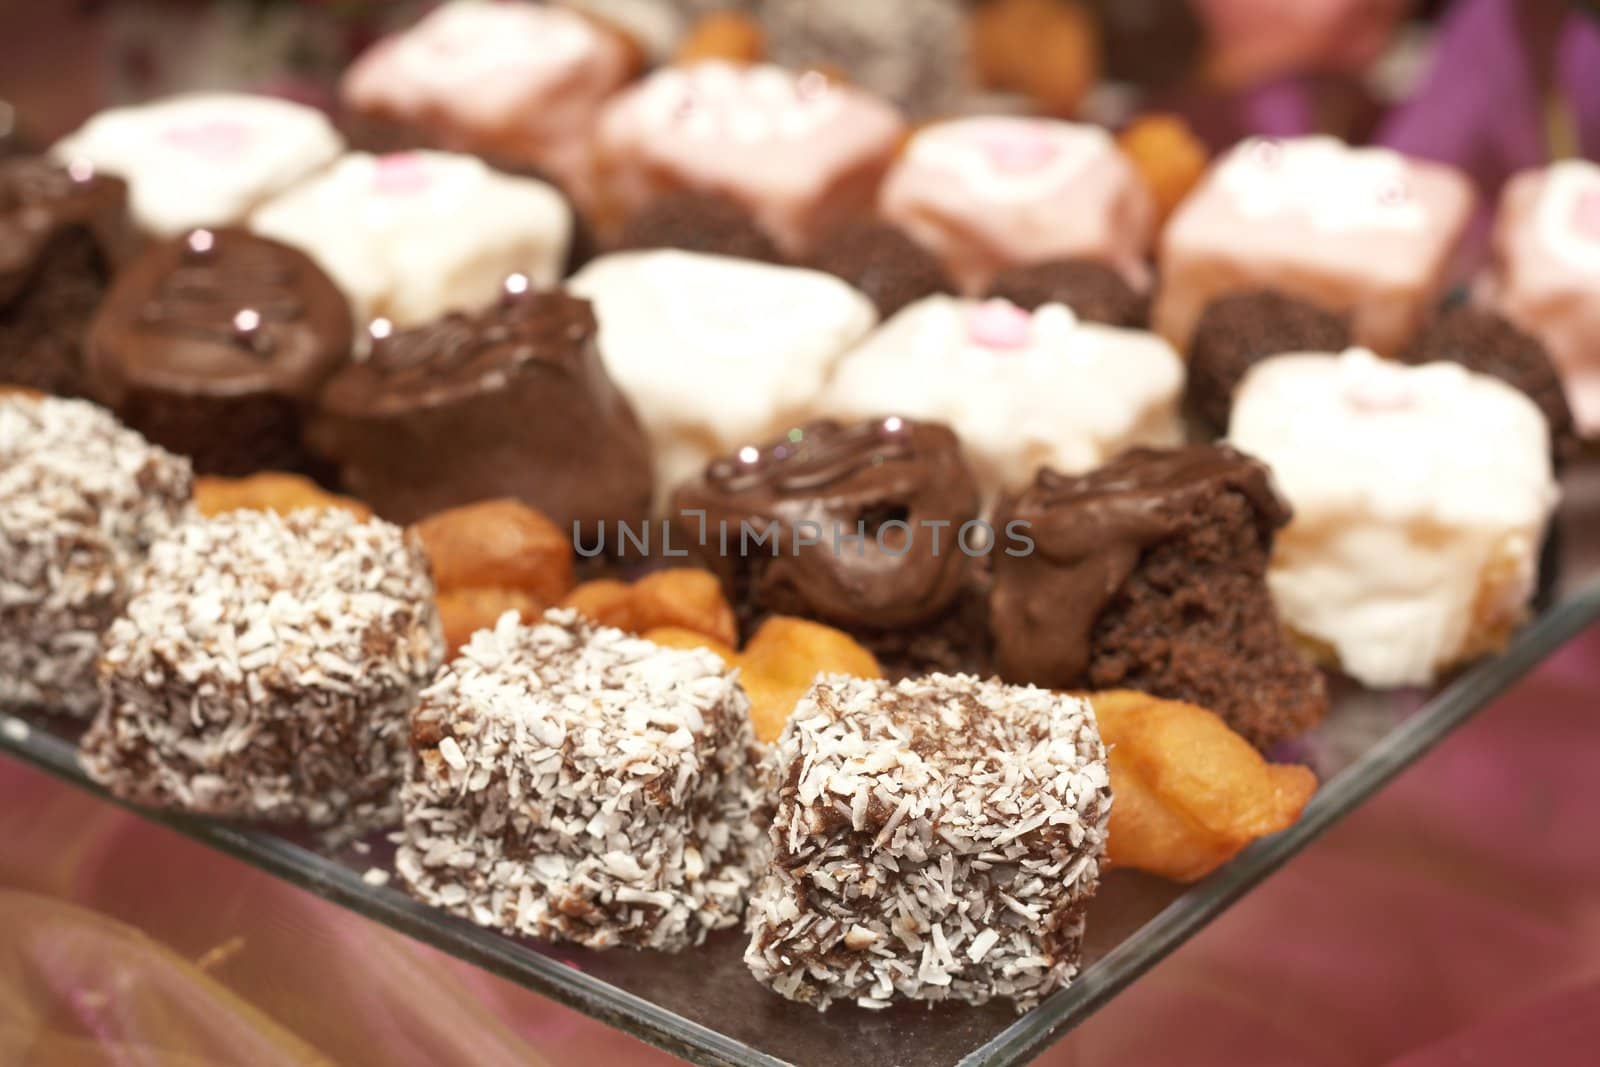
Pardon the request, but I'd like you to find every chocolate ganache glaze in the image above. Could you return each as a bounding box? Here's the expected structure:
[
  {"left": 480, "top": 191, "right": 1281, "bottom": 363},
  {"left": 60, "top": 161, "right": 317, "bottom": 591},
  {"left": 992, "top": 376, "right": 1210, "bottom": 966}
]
[
  {"left": 310, "top": 287, "right": 653, "bottom": 536},
  {"left": 85, "top": 227, "right": 352, "bottom": 475},
  {"left": 1, "top": 157, "right": 137, "bottom": 396},
  {"left": 671, "top": 417, "right": 980, "bottom": 632},
  {"left": 991, "top": 443, "right": 1289, "bottom": 687}
]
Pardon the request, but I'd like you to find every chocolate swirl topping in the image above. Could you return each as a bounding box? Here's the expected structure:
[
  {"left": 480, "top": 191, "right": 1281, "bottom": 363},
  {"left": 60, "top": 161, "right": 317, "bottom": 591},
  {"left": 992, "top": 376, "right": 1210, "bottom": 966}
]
[
  {"left": 990, "top": 443, "right": 1289, "bottom": 686},
  {"left": 706, "top": 418, "right": 915, "bottom": 495},
  {"left": 673, "top": 417, "right": 981, "bottom": 632},
  {"left": 342, "top": 288, "right": 591, "bottom": 410},
  {"left": 85, "top": 228, "right": 352, "bottom": 404}
]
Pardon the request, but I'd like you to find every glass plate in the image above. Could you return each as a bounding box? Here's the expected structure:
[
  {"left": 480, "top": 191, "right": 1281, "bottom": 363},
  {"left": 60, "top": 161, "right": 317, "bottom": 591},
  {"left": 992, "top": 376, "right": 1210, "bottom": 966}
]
[{"left": 4, "top": 458, "right": 1599, "bottom": 1067}]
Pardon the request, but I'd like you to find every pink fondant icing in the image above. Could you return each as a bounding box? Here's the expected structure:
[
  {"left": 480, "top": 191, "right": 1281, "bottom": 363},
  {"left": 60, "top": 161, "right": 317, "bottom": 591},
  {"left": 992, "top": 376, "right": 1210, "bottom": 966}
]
[
  {"left": 595, "top": 62, "right": 905, "bottom": 253},
  {"left": 878, "top": 116, "right": 1155, "bottom": 295},
  {"left": 1153, "top": 136, "right": 1474, "bottom": 358},
  {"left": 161, "top": 119, "right": 253, "bottom": 160},
  {"left": 372, "top": 153, "right": 432, "bottom": 195},
  {"left": 340, "top": 0, "right": 633, "bottom": 203},
  {"left": 966, "top": 300, "right": 1034, "bottom": 349},
  {"left": 1480, "top": 160, "right": 1600, "bottom": 435}
]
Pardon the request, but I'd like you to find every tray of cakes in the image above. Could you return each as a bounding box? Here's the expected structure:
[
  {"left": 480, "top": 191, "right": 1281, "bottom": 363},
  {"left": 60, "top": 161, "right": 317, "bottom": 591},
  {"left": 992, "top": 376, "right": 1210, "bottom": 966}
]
[{"left": 4, "top": 4, "right": 1600, "bottom": 1065}]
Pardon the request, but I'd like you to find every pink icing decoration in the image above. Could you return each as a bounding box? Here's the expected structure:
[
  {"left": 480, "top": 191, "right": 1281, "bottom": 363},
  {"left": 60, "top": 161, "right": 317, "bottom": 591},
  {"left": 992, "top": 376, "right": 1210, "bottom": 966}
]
[
  {"left": 1249, "top": 138, "right": 1284, "bottom": 168},
  {"left": 373, "top": 153, "right": 431, "bottom": 195},
  {"left": 1573, "top": 188, "right": 1600, "bottom": 242},
  {"left": 967, "top": 300, "right": 1034, "bottom": 349},
  {"left": 972, "top": 127, "right": 1060, "bottom": 175},
  {"left": 162, "top": 120, "right": 253, "bottom": 160},
  {"left": 1345, "top": 371, "right": 1417, "bottom": 413}
]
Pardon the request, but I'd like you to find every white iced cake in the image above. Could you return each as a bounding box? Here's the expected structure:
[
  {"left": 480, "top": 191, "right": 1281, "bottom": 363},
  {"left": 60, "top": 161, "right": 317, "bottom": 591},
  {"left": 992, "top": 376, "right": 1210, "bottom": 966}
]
[
  {"left": 251, "top": 150, "right": 572, "bottom": 327},
  {"left": 821, "top": 295, "right": 1184, "bottom": 501},
  {"left": 567, "top": 249, "right": 879, "bottom": 501},
  {"left": 53, "top": 93, "right": 344, "bottom": 236},
  {"left": 1229, "top": 347, "right": 1559, "bottom": 688}
]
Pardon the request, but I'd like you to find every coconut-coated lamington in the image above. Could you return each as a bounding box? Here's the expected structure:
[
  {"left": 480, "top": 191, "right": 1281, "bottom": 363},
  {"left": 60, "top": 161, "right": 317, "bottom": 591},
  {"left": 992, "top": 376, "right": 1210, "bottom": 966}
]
[
  {"left": 745, "top": 673, "right": 1110, "bottom": 1011},
  {"left": 79, "top": 508, "right": 443, "bottom": 826},
  {"left": 1, "top": 394, "right": 192, "bottom": 715},
  {"left": 397, "top": 609, "right": 764, "bottom": 952}
]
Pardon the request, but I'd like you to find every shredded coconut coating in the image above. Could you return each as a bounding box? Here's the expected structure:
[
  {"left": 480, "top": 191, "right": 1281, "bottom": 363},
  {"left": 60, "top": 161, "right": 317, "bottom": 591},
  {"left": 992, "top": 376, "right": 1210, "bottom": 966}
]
[
  {"left": 79, "top": 508, "right": 443, "bottom": 827},
  {"left": 0, "top": 395, "right": 192, "bottom": 716},
  {"left": 745, "top": 674, "right": 1110, "bottom": 1011},
  {"left": 396, "top": 609, "right": 764, "bottom": 952}
]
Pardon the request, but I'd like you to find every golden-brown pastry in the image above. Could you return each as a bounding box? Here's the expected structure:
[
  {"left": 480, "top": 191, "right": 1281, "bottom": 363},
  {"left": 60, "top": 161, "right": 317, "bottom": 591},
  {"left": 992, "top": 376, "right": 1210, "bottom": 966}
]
[
  {"left": 411, "top": 498, "right": 576, "bottom": 655},
  {"left": 971, "top": 0, "right": 1100, "bottom": 116},
  {"left": 1117, "top": 113, "right": 1210, "bottom": 227},
  {"left": 648, "top": 615, "right": 881, "bottom": 743},
  {"left": 1092, "top": 689, "right": 1316, "bottom": 882},
  {"left": 675, "top": 11, "right": 766, "bottom": 66},
  {"left": 562, "top": 568, "right": 738, "bottom": 647},
  {"left": 194, "top": 472, "right": 372, "bottom": 521}
]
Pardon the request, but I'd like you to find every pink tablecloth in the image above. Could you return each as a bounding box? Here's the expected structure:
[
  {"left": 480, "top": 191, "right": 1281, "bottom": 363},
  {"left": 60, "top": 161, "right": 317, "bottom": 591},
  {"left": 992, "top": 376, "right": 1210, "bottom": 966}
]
[{"left": 2, "top": 625, "right": 1598, "bottom": 1066}]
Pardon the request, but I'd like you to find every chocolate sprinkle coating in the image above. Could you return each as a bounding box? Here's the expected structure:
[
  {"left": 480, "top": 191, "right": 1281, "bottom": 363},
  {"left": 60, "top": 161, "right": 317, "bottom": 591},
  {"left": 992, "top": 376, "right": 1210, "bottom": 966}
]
[
  {"left": 616, "top": 190, "right": 784, "bottom": 263},
  {"left": 397, "top": 609, "right": 762, "bottom": 951},
  {"left": 1186, "top": 289, "right": 1351, "bottom": 433},
  {"left": 986, "top": 259, "right": 1146, "bottom": 328},
  {"left": 745, "top": 673, "right": 1110, "bottom": 1011},
  {"left": 79, "top": 508, "right": 443, "bottom": 827},
  {"left": 1402, "top": 305, "right": 1578, "bottom": 462},
  {"left": 671, "top": 417, "right": 981, "bottom": 633},
  {"left": 805, "top": 222, "right": 955, "bottom": 318},
  {"left": 990, "top": 444, "right": 1328, "bottom": 750},
  {"left": 0, "top": 157, "right": 138, "bottom": 397},
  {"left": 84, "top": 227, "right": 353, "bottom": 476},
  {"left": 0, "top": 394, "right": 192, "bottom": 716},
  {"left": 310, "top": 288, "right": 653, "bottom": 537}
]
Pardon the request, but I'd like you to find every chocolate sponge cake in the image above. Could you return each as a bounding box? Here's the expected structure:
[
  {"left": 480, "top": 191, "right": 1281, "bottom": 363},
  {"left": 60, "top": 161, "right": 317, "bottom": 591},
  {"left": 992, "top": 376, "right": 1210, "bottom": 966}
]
[
  {"left": 0, "top": 157, "right": 137, "bottom": 397},
  {"left": 310, "top": 287, "right": 652, "bottom": 539},
  {"left": 672, "top": 417, "right": 984, "bottom": 671},
  {"left": 990, "top": 444, "right": 1327, "bottom": 749},
  {"left": 1184, "top": 289, "right": 1351, "bottom": 433},
  {"left": 85, "top": 227, "right": 352, "bottom": 476}
]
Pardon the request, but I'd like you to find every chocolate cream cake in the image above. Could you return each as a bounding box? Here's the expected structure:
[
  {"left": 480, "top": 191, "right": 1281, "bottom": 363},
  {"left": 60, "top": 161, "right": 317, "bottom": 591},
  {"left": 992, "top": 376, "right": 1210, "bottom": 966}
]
[
  {"left": 990, "top": 443, "right": 1328, "bottom": 750},
  {"left": 84, "top": 227, "right": 353, "bottom": 476}
]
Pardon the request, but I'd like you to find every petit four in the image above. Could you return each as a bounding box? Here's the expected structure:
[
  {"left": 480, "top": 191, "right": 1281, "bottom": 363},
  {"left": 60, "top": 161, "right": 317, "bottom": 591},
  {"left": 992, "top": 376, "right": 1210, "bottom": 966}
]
[
  {"left": 567, "top": 249, "right": 877, "bottom": 501},
  {"left": 53, "top": 93, "right": 343, "bottom": 237},
  {"left": 85, "top": 228, "right": 353, "bottom": 476},
  {"left": 805, "top": 221, "right": 956, "bottom": 319},
  {"left": 562, "top": 569, "right": 737, "bottom": 648},
  {"left": 1185, "top": 289, "right": 1351, "bottom": 432},
  {"left": 1229, "top": 348, "right": 1560, "bottom": 689},
  {"left": 340, "top": 0, "right": 636, "bottom": 203},
  {"left": 80, "top": 509, "right": 442, "bottom": 825},
  {"left": 1154, "top": 136, "right": 1474, "bottom": 356},
  {"left": 194, "top": 472, "right": 370, "bottom": 521},
  {"left": 990, "top": 444, "right": 1327, "bottom": 749},
  {"left": 1481, "top": 160, "right": 1600, "bottom": 436},
  {"left": 251, "top": 150, "right": 572, "bottom": 327},
  {"left": 671, "top": 417, "right": 983, "bottom": 666},
  {"left": 0, "top": 395, "right": 192, "bottom": 716},
  {"left": 822, "top": 296, "right": 1183, "bottom": 502},
  {"left": 595, "top": 61, "right": 904, "bottom": 252},
  {"left": 0, "top": 157, "right": 137, "bottom": 397},
  {"left": 309, "top": 288, "right": 652, "bottom": 537},
  {"left": 745, "top": 673, "right": 1110, "bottom": 1010},
  {"left": 879, "top": 116, "right": 1154, "bottom": 294},
  {"left": 397, "top": 609, "right": 762, "bottom": 951},
  {"left": 986, "top": 258, "right": 1147, "bottom": 327}
]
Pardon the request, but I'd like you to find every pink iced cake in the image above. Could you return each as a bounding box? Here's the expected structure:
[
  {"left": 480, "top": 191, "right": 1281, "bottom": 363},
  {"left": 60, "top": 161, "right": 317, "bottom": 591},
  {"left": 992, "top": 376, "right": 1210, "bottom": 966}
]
[
  {"left": 879, "top": 116, "right": 1155, "bottom": 295},
  {"left": 595, "top": 61, "right": 905, "bottom": 253},
  {"left": 340, "top": 0, "right": 634, "bottom": 203},
  {"left": 1481, "top": 160, "right": 1600, "bottom": 437},
  {"left": 1154, "top": 136, "right": 1475, "bottom": 357}
]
